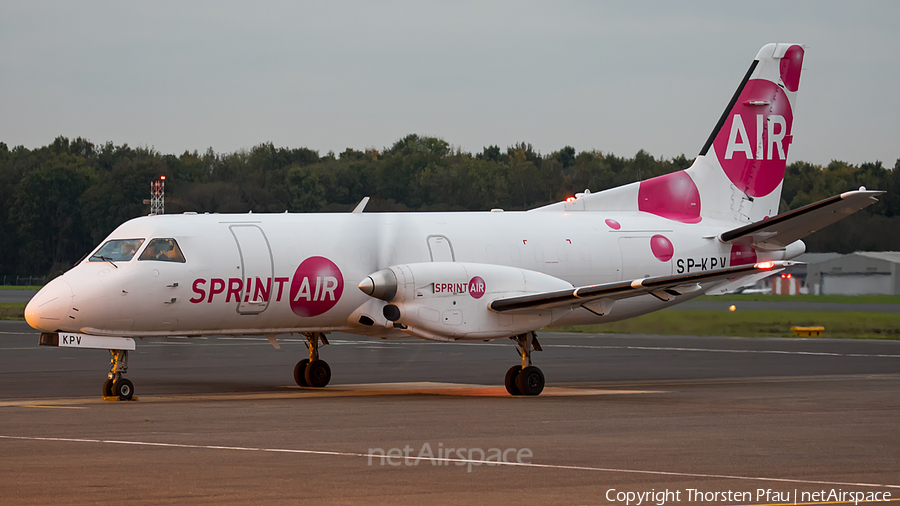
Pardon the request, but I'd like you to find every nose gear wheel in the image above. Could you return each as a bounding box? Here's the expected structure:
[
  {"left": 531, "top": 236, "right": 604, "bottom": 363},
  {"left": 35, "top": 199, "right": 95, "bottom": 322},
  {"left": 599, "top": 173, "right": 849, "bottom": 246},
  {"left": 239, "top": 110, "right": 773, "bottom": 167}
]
[{"left": 103, "top": 349, "right": 134, "bottom": 400}]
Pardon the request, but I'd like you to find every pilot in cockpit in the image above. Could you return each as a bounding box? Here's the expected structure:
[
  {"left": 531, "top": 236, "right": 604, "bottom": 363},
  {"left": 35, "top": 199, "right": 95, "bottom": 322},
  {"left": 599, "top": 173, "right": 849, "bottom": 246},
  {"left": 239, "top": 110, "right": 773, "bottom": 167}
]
[
  {"left": 139, "top": 238, "right": 185, "bottom": 262},
  {"left": 119, "top": 241, "right": 139, "bottom": 259}
]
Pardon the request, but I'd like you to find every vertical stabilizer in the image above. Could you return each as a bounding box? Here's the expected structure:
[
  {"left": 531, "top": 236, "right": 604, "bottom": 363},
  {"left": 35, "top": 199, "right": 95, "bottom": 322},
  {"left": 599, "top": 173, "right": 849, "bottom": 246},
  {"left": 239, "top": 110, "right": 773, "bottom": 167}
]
[
  {"left": 533, "top": 44, "right": 806, "bottom": 223},
  {"left": 687, "top": 43, "right": 805, "bottom": 223}
]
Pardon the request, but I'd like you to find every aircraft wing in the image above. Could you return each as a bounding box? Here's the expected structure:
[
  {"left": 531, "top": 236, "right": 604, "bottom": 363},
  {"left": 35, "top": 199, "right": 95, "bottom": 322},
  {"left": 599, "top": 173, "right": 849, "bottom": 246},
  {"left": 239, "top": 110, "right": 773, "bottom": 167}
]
[
  {"left": 718, "top": 189, "right": 883, "bottom": 251},
  {"left": 489, "top": 261, "right": 793, "bottom": 314}
]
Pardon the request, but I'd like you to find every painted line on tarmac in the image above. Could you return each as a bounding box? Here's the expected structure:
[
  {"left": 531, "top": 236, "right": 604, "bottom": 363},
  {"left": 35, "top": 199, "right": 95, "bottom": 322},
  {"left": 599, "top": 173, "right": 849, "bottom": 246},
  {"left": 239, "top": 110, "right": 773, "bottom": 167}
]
[
  {"left": 206, "top": 337, "right": 900, "bottom": 359},
  {"left": 382, "top": 339, "right": 900, "bottom": 359},
  {"left": 133, "top": 338, "right": 900, "bottom": 359},
  {"left": 546, "top": 343, "right": 900, "bottom": 359},
  {"left": 1, "top": 434, "right": 897, "bottom": 490}
]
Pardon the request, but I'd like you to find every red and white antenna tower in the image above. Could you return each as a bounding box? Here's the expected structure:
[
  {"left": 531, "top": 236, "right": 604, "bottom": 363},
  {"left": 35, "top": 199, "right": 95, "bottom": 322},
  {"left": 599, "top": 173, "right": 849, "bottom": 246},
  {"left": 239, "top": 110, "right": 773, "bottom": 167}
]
[{"left": 150, "top": 176, "right": 165, "bottom": 215}]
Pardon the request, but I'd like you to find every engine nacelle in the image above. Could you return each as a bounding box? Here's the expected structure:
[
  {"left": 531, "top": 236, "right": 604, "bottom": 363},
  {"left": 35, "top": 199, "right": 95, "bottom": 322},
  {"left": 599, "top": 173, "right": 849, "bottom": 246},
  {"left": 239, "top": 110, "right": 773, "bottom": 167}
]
[{"left": 358, "top": 262, "right": 573, "bottom": 341}]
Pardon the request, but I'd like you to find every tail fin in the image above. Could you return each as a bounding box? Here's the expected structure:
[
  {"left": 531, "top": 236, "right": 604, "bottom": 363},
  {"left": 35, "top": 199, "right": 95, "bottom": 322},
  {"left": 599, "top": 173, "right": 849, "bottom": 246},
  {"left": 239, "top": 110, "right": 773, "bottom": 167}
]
[
  {"left": 687, "top": 43, "right": 805, "bottom": 223},
  {"left": 534, "top": 44, "right": 806, "bottom": 222}
]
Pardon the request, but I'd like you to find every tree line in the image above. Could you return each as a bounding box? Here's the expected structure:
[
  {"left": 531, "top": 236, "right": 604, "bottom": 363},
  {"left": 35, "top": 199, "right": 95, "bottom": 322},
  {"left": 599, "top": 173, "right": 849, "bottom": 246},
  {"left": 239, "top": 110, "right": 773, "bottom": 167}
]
[{"left": 1, "top": 134, "right": 898, "bottom": 277}]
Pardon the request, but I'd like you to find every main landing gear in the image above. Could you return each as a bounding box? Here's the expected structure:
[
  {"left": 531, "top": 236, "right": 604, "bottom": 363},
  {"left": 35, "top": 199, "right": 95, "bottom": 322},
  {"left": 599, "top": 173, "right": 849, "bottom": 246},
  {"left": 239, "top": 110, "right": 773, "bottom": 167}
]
[
  {"left": 102, "top": 349, "right": 134, "bottom": 400},
  {"left": 505, "top": 331, "right": 545, "bottom": 396},
  {"left": 293, "top": 332, "right": 332, "bottom": 388}
]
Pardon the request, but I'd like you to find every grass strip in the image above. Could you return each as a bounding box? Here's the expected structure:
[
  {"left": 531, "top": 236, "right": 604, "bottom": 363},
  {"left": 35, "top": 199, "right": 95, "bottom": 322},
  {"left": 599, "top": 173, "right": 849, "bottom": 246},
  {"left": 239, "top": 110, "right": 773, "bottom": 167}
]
[
  {"left": 0, "top": 303, "right": 26, "bottom": 320},
  {"left": 554, "top": 309, "right": 900, "bottom": 339},
  {"left": 696, "top": 293, "right": 900, "bottom": 304}
]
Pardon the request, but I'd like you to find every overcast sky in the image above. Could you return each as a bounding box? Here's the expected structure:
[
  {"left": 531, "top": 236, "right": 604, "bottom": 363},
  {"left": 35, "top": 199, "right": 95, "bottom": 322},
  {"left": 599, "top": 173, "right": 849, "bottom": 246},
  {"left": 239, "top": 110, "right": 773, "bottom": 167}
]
[{"left": 1, "top": 1, "right": 898, "bottom": 166}]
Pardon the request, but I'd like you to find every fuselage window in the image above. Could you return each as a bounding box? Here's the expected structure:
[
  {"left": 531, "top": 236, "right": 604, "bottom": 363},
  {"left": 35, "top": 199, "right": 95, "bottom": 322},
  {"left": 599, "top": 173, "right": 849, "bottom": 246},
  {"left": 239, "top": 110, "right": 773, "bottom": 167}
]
[
  {"left": 89, "top": 239, "right": 145, "bottom": 262},
  {"left": 139, "top": 238, "right": 186, "bottom": 263}
]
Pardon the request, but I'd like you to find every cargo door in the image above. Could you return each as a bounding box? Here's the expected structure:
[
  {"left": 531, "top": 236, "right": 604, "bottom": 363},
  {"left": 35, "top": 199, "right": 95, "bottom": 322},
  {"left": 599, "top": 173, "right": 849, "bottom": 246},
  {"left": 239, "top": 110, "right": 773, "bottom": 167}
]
[
  {"left": 617, "top": 236, "right": 673, "bottom": 280},
  {"left": 230, "top": 225, "right": 274, "bottom": 314}
]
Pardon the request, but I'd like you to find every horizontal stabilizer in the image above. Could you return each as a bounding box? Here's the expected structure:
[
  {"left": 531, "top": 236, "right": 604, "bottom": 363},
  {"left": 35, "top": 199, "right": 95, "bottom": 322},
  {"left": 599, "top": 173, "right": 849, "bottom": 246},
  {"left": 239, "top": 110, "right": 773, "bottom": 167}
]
[
  {"left": 719, "top": 189, "right": 883, "bottom": 250},
  {"left": 489, "top": 261, "right": 794, "bottom": 314}
]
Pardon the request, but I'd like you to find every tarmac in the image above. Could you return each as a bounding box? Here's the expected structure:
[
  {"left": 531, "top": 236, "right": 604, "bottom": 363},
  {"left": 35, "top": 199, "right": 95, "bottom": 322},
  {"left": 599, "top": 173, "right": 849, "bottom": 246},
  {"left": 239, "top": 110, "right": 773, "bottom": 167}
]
[
  {"left": 0, "top": 290, "right": 37, "bottom": 303},
  {"left": 1, "top": 320, "right": 900, "bottom": 504}
]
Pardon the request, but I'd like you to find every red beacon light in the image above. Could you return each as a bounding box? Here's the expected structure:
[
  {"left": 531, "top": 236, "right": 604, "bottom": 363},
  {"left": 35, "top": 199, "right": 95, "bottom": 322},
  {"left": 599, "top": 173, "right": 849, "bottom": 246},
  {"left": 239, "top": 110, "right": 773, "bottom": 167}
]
[
  {"left": 781, "top": 273, "right": 792, "bottom": 279},
  {"left": 565, "top": 196, "right": 576, "bottom": 203},
  {"left": 755, "top": 261, "right": 775, "bottom": 270},
  {"left": 160, "top": 175, "right": 166, "bottom": 181}
]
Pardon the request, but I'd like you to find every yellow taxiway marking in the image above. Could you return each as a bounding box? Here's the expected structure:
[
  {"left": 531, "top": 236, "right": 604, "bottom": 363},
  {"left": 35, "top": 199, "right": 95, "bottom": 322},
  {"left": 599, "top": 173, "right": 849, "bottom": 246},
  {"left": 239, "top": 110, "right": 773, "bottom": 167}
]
[
  {"left": 22, "top": 405, "right": 88, "bottom": 410},
  {"left": 0, "top": 383, "right": 662, "bottom": 407}
]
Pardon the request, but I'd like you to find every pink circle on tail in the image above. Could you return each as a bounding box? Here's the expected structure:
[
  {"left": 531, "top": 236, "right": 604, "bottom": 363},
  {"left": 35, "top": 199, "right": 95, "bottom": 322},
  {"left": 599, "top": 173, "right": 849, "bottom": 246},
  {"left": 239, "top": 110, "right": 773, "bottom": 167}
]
[
  {"left": 637, "top": 171, "right": 701, "bottom": 223},
  {"left": 780, "top": 45, "right": 804, "bottom": 92},
  {"left": 650, "top": 235, "right": 674, "bottom": 262},
  {"left": 712, "top": 79, "right": 793, "bottom": 198},
  {"left": 289, "top": 256, "right": 344, "bottom": 317}
]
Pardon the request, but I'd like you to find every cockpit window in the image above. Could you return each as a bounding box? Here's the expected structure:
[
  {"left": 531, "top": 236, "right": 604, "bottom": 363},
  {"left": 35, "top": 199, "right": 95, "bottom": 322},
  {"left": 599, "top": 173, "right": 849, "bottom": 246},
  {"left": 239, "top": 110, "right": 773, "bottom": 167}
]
[
  {"left": 89, "top": 239, "right": 145, "bottom": 262},
  {"left": 139, "top": 238, "right": 186, "bottom": 263}
]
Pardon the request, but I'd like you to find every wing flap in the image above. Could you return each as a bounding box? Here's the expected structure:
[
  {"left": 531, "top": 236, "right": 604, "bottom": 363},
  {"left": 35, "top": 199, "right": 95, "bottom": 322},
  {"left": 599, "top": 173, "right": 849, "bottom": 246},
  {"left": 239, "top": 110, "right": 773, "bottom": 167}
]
[
  {"left": 489, "top": 261, "right": 793, "bottom": 314},
  {"left": 719, "top": 190, "right": 883, "bottom": 250}
]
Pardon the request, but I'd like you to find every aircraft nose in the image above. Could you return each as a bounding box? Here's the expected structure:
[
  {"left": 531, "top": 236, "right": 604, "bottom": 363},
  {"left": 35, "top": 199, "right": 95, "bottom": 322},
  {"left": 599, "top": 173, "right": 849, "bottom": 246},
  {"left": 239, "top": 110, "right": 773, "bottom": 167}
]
[{"left": 24, "top": 278, "right": 74, "bottom": 331}]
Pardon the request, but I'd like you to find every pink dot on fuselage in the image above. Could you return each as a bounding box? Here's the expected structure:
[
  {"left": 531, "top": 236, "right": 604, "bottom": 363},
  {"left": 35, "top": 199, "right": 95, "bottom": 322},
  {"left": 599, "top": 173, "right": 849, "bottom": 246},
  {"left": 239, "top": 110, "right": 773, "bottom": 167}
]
[
  {"left": 650, "top": 235, "right": 674, "bottom": 262},
  {"left": 605, "top": 219, "right": 621, "bottom": 230}
]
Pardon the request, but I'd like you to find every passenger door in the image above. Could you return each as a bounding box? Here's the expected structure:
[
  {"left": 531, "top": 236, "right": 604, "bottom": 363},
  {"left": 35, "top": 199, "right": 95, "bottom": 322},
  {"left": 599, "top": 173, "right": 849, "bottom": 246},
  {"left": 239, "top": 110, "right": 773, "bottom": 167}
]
[{"left": 229, "top": 225, "right": 274, "bottom": 314}]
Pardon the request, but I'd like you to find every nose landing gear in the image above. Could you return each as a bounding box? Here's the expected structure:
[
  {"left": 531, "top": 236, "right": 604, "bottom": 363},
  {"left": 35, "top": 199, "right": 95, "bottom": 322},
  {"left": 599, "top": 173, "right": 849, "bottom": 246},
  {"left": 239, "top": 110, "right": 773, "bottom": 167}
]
[
  {"left": 102, "top": 349, "right": 134, "bottom": 400},
  {"left": 293, "top": 332, "right": 331, "bottom": 388},
  {"left": 504, "top": 332, "right": 545, "bottom": 396}
]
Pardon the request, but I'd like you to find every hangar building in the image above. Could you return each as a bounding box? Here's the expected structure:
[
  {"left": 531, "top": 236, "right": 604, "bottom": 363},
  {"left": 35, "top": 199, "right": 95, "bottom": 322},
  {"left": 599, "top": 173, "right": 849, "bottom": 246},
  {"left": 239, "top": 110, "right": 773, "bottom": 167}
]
[
  {"left": 765, "top": 252, "right": 843, "bottom": 294},
  {"left": 806, "top": 252, "right": 900, "bottom": 295}
]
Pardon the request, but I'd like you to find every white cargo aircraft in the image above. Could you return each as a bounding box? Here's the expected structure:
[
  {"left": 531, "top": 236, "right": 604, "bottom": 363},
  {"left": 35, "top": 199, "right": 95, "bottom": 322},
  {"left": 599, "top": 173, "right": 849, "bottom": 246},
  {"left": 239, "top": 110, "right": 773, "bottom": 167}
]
[{"left": 26, "top": 43, "right": 883, "bottom": 398}]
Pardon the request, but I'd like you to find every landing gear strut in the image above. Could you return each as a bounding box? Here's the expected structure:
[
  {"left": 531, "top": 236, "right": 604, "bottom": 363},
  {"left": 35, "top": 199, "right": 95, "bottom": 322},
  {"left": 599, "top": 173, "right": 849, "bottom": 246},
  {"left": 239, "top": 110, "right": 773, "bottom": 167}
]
[
  {"left": 103, "top": 349, "right": 134, "bottom": 400},
  {"left": 505, "top": 332, "right": 545, "bottom": 396},
  {"left": 293, "top": 332, "right": 331, "bottom": 388}
]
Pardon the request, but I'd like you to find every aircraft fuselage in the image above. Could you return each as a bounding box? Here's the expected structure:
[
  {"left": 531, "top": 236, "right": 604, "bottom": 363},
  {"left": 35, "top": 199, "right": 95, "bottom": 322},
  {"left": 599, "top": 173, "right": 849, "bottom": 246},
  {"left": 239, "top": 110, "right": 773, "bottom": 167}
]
[{"left": 31, "top": 209, "right": 767, "bottom": 339}]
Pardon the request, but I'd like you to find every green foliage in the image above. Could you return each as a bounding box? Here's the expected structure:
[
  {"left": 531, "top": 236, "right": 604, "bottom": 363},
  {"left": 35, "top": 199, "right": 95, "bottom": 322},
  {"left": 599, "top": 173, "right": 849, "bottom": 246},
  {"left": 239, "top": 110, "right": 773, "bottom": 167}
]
[
  {"left": 0, "top": 135, "right": 896, "bottom": 276},
  {"left": 9, "top": 148, "right": 95, "bottom": 274},
  {"left": 287, "top": 166, "right": 325, "bottom": 212}
]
